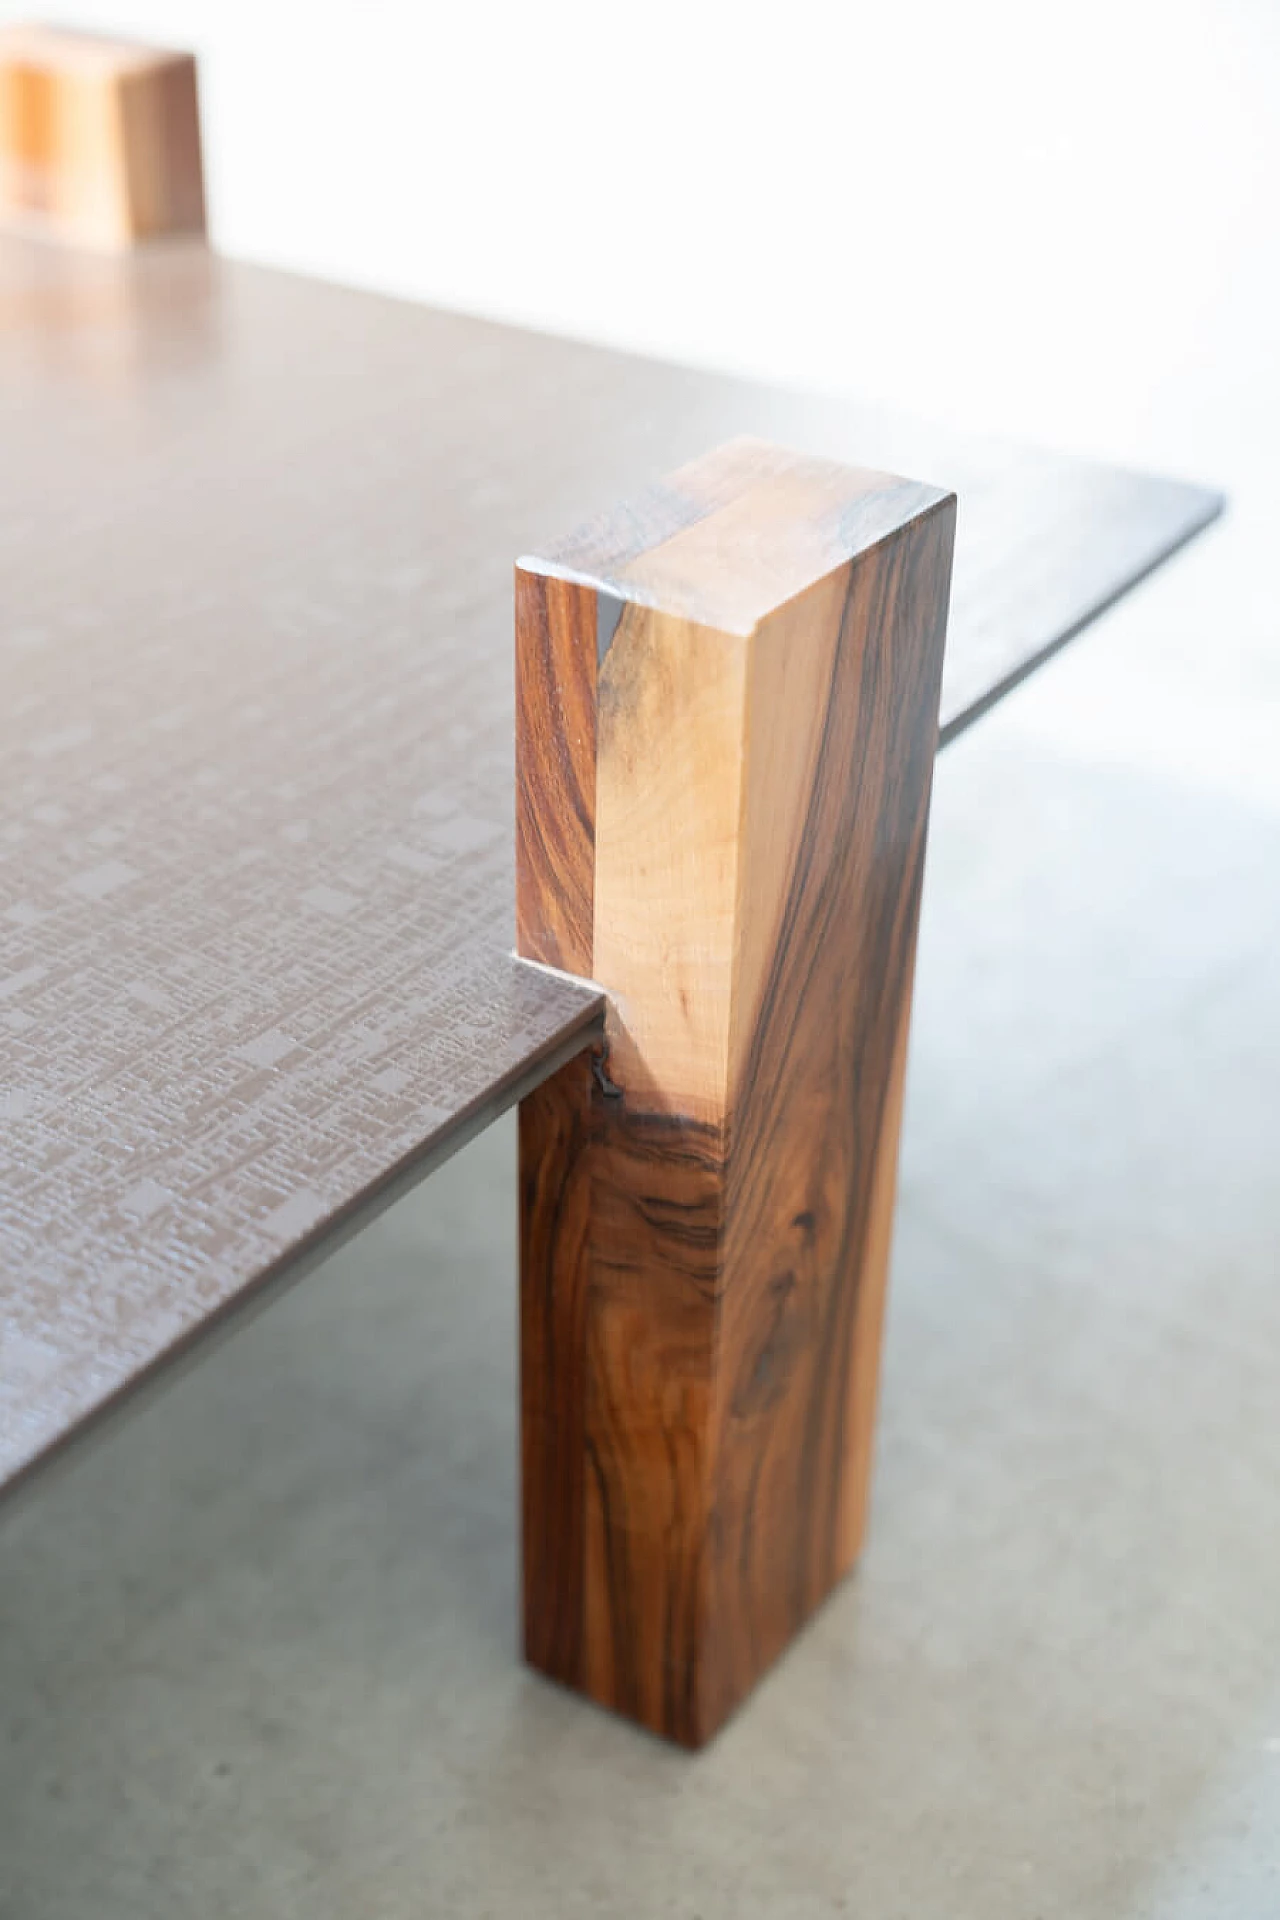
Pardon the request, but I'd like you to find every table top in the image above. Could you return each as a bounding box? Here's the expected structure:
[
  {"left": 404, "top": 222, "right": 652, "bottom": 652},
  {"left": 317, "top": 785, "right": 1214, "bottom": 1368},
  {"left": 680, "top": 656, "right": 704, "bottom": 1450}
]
[{"left": 0, "top": 234, "right": 1221, "bottom": 1498}]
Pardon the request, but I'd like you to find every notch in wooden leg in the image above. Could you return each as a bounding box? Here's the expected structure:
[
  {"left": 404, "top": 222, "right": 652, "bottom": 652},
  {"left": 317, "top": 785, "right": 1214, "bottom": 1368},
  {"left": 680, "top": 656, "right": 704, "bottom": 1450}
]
[
  {"left": 516, "top": 438, "right": 957, "bottom": 1746},
  {"left": 0, "top": 24, "right": 205, "bottom": 249}
]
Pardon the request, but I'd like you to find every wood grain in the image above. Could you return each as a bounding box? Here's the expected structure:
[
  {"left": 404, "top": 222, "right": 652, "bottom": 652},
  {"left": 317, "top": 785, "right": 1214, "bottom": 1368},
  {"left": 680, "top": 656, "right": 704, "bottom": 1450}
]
[
  {"left": 519, "top": 1050, "right": 596, "bottom": 1681},
  {"left": 517, "top": 441, "right": 956, "bottom": 1742},
  {"left": 513, "top": 570, "right": 597, "bottom": 973},
  {"left": 593, "top": 603, "right": 748, "bottom": 1122},
  {"left": 0, "top": 25, "right": 204, "bottom": 249}
]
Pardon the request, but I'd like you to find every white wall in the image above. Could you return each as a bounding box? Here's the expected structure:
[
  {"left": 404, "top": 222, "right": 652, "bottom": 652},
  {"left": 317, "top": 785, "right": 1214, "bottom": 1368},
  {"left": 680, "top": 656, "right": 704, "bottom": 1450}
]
[
  {"left": 4, "top": 0, "right": 1275, "bottom": 487},
  {"left": 6, "top": 0, "right": 1277, "bottom": 822}
]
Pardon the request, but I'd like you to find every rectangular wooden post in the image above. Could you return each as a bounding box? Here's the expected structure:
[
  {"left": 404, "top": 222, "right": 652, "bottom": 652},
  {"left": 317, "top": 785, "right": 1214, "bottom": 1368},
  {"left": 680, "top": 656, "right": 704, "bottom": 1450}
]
[
  {"left": 0, "top": 25, "right": 205, "bottom": 249},
  {"left": 516, "top": 438, "right": 956, "bottom": 1745}
]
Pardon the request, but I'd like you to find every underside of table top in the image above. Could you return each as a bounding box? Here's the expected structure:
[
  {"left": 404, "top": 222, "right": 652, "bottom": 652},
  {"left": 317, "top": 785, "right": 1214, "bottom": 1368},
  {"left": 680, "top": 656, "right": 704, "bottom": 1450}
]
[{"left": 0, "top": 235, "right": 1221, "bottom": 1499}]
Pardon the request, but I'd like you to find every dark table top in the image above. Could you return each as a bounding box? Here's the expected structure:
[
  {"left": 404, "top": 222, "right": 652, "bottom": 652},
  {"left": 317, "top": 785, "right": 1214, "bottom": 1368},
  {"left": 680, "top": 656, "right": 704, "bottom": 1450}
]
[{"left": 0, "top": 234, "right": 1220, "bottom": 1498}]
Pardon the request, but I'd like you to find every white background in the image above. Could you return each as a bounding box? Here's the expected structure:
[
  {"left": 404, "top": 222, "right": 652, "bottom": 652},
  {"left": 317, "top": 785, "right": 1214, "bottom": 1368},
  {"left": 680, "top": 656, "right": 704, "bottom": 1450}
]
[
  {"left": 4, "top": 0, "right": 1277, "bottom": 807},
  {"left": 2, "top": 0, "right": 1273, "bottom": 474}
]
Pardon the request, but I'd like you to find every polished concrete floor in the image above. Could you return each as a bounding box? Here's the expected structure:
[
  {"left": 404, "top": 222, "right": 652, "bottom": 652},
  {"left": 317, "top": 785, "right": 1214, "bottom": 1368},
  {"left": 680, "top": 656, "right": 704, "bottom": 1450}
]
[{"left": 1, "top": 472, "right": 1277, "bottom": 1914}]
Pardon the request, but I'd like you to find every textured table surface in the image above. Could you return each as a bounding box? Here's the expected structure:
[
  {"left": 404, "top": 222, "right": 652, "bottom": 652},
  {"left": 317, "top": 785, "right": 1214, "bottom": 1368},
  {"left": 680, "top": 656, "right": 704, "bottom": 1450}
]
[{"left": 0, "top": 236, "right": 1220, "bottom": 1496}]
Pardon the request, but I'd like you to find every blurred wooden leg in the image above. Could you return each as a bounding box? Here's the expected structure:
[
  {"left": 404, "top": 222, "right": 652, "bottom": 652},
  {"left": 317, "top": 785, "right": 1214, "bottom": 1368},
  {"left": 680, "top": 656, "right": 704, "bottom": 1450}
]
[{"left": 0, "top": 24, "right": 204, "bottom": 249}]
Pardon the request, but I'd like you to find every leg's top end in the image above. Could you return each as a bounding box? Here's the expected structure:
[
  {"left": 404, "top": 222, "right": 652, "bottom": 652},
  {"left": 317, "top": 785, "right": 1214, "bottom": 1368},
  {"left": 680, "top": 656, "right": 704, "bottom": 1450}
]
[{"left": 519, "top": 436, "right": 953, "bottom": 637}]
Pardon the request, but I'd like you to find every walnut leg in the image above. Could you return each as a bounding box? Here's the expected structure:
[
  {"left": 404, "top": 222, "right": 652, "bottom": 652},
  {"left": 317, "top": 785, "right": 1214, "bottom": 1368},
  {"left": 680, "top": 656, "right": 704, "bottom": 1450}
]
[{"left": 516, "top": 439, "right": 956, "bottom": 1745}]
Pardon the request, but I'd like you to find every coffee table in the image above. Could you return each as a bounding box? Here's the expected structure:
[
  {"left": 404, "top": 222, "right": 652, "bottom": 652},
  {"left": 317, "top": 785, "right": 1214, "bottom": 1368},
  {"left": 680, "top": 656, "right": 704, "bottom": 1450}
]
[{"left": 0, "top": 228, "right": 1220, "bottom": 1736}]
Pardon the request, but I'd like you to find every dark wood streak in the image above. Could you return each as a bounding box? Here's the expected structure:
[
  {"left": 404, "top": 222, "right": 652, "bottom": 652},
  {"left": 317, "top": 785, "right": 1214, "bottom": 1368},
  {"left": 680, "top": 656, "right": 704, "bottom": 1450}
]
[
  {"left": 514, "top": 568, "right": 597, "bottom": 973},
  {"left": 522, "top": 1067, "right": 725, "bottom": 1739},
  {"left": 795, "top": 519, "right": 946, "bottom": 1587},
  {"left": 519, "top": 1050, "right": 595, "bottom": 1683},
  {"left": 584, "top": 1105, "right": 724, "bottom": 1743},
  {"left": 699, "top": 511, "right": 954, "bottom": 1732}
]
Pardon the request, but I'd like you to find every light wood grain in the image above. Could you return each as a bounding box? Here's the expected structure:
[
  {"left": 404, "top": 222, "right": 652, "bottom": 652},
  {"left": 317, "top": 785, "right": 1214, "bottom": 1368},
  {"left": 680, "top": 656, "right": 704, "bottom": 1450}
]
[
  {"left": 593, "top": 605, "right": 747, "bottom": 1122},
  {"left": 0, "top": 24, "right": 204, "bottom": 249}
]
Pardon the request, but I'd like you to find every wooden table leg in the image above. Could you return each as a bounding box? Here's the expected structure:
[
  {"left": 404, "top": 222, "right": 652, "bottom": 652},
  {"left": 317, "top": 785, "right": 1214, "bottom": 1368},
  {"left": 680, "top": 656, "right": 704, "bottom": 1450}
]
[{"left": 516, "top": 439, "right": 957, "bottom": 1745}]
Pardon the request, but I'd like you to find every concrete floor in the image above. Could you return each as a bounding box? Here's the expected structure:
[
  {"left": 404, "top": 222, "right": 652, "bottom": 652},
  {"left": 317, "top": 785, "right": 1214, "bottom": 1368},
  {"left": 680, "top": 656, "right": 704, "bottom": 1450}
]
[{"left": 1, "top": 474, "right": 1277, "bottom": 1914}]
